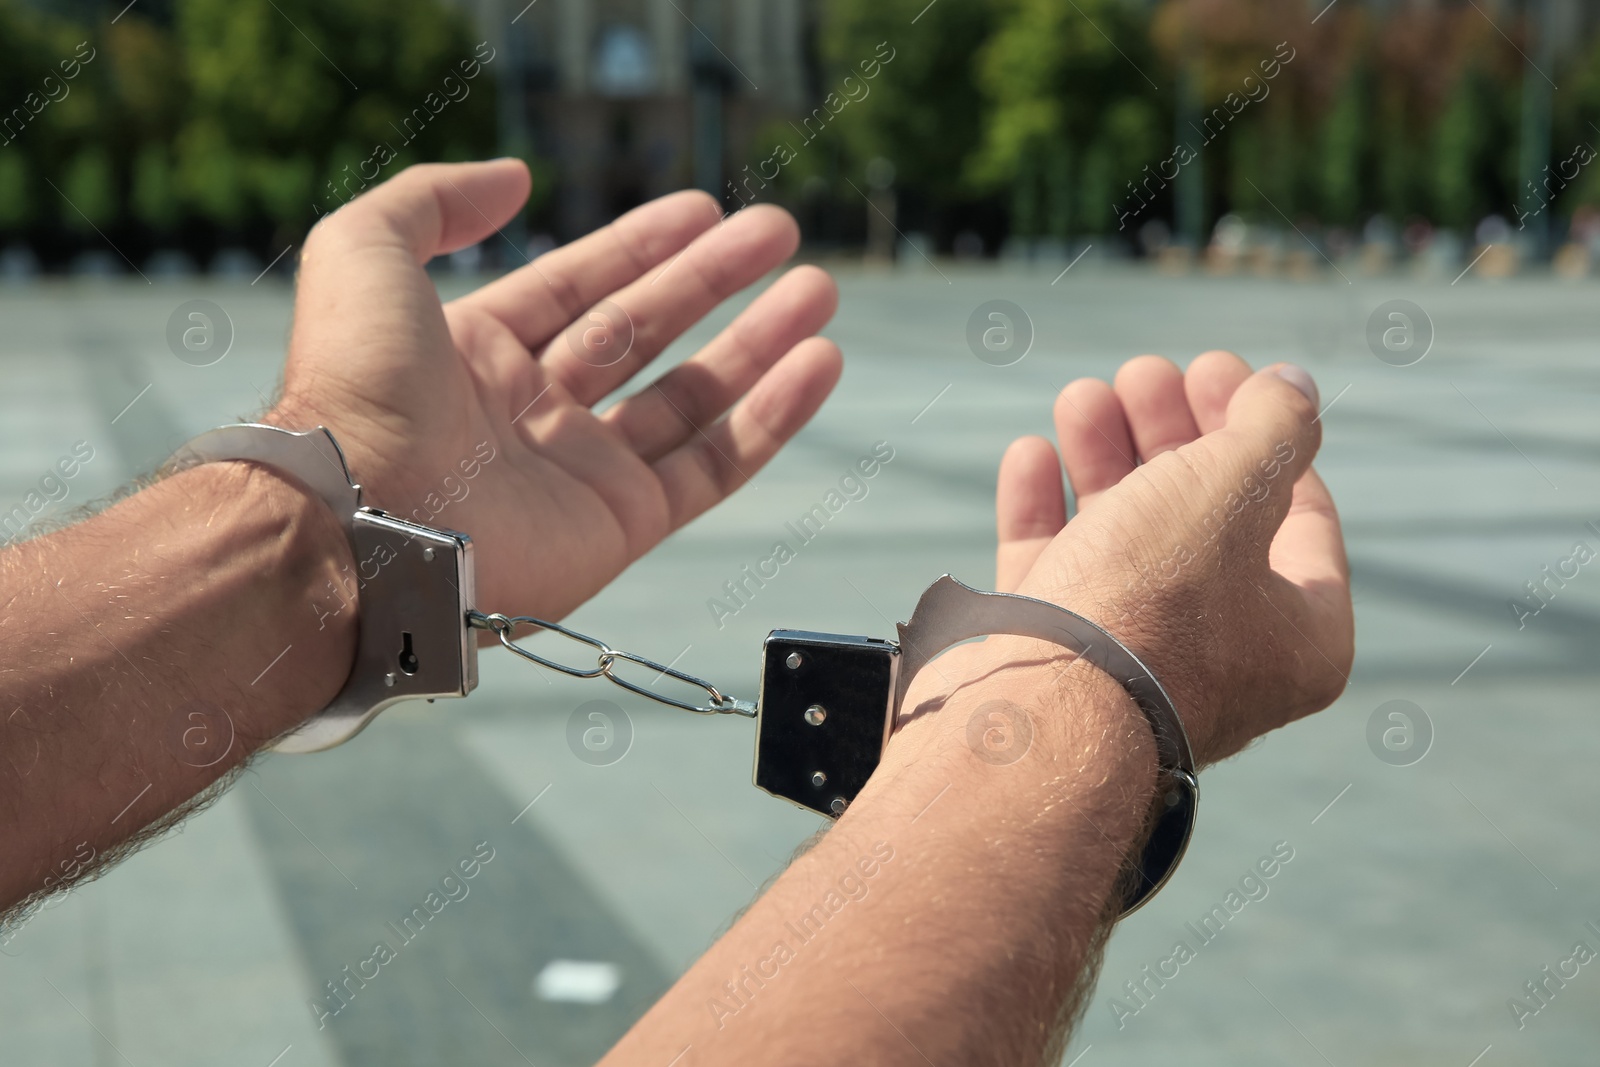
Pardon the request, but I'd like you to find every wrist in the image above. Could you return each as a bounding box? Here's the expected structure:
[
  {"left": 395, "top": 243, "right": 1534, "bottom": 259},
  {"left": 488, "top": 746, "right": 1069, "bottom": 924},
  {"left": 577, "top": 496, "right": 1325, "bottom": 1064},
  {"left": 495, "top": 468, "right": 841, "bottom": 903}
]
[
  {"left": 0, "top": 458, "right": 359, "bottom": 894},
  {"left": 162, "top": 459, "right": 359, "bottom": 741},
  {"left": 885, "top": 638, "right": 1158, "bottom": 842}
]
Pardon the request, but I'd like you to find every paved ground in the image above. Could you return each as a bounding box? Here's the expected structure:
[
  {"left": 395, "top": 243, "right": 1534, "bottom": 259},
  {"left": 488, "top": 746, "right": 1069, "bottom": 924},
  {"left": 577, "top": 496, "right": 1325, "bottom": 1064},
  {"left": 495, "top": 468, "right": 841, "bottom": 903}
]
[{"left": 2, "top": 263, "right": 1598, "bottom": 1065}]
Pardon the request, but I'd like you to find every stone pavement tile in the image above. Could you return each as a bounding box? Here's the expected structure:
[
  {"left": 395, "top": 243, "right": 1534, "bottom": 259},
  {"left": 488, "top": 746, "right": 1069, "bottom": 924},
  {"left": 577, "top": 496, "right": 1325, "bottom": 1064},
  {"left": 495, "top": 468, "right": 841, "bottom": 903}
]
[
  {"left": 242, "top": 720, "right": 676, "bottom": 1067},
  {"left": 5, "top": 274, "right": 1600, "bottom": 1065},
  {"left": 458, "top": 709, "right": 825, "bottom": 975},
  {"left": 0, "top": 790, "right": 343, "bottom": 1067},
  {"left": 1071, "top": 677, "right": 1600, "bottom": 1065}
]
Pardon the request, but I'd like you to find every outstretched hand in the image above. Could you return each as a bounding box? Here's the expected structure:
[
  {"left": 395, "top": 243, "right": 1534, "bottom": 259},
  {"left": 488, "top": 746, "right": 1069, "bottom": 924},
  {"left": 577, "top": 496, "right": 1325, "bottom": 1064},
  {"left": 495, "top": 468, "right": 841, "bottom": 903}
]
[
  {"left": 272, "top": 160, "right": 842, "bottom": 623},
  {"left": 912, "top": 352, "right": 1353, "bottom": 766}
]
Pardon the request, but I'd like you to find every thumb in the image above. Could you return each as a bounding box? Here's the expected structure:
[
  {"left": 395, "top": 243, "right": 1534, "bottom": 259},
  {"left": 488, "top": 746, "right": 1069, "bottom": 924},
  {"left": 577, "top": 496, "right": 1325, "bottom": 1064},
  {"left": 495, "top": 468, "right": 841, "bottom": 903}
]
[
  {"left": 1216, "top": 363, "right": 1348, "bottom": 599},
  {"left": 306, "top": 159, "right": 531, "bottom": 265},
  {"left": 1217, "top": 363, "right": 1322, "bottom": 513}
]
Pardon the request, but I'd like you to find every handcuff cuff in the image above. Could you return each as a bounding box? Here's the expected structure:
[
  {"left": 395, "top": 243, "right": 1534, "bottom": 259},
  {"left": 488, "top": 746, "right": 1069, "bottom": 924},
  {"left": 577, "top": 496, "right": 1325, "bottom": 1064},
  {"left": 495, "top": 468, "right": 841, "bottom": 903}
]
[{"left": 169, "top": 423, "right": 1197, "bottom": 917}]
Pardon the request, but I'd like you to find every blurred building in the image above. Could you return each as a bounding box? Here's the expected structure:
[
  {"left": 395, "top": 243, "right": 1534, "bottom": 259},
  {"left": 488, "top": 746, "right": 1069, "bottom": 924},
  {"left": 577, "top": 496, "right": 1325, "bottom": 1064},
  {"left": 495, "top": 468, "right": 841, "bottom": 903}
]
[{"left": 448, "top": 0, "right": 813, "bottom": 238}]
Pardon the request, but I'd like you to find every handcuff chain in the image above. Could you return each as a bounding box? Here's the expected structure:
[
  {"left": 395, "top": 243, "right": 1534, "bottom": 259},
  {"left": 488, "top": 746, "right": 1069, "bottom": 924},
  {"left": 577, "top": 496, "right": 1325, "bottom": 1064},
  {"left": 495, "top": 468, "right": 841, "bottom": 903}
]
[{"left": 467, "top": 610, "right": 757, "bottom": 718}]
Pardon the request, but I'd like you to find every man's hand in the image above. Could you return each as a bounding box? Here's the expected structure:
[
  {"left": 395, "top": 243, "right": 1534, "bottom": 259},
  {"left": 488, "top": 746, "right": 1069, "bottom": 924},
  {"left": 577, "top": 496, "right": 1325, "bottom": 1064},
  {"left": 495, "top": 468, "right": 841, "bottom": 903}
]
[
  {"left": 273, "top": 159, "right": 842, "bottom": 621},
  {"left": 608, "top": 357, "right": 1352, "bottom": 1067},
  {"left": 938, "top": 351, "right": 1353, "bottom": 765}
]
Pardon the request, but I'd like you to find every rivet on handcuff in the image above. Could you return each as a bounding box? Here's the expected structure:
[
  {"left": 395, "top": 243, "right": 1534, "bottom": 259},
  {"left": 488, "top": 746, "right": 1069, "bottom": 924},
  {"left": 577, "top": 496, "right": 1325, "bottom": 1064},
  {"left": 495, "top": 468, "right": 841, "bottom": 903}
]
[{"left": 168, "top": 423, "right": 1197, "bottom": 917}]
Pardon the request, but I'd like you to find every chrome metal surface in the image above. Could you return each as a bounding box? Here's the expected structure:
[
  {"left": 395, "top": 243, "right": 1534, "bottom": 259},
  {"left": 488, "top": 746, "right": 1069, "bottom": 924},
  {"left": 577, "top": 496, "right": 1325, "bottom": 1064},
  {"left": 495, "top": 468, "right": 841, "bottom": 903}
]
[
  {"left": 167, "top": 424, "right": 478, "bottom": 752},
  {"left": 469, "top": 611, "right": 757, "bottom": 717}
]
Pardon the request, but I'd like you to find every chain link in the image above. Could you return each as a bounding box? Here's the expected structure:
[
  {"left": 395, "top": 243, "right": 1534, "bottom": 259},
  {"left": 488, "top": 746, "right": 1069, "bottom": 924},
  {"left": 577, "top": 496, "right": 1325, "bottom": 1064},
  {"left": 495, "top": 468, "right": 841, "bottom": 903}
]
[{"left": 467, "top": 610, "right": 757, "bottom": 717}]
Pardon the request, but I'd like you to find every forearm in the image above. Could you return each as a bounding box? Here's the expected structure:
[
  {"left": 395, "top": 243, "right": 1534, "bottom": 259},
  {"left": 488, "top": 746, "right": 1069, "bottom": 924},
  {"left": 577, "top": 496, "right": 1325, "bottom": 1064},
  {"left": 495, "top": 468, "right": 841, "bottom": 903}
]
[
  {"left": 604, "top": 645, "right": 1156, "bottom": 1066},
  {"left": 0, "top": 461, "right": 355, "bottom": 909}
]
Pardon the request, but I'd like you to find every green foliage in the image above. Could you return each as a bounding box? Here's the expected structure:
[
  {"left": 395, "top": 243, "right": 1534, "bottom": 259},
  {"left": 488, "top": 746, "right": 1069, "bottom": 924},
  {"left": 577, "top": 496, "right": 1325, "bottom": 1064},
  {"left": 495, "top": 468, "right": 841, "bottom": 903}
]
[
  {"left": 1084, "top": 98, "right": 1163, "bottom": 233},
  {"left": 60, "top": 147, "right": 115, "bottom": 231},
  {"left": 176, "top": 119, "right": 247, "bottom": 226},
  {"left": 975, "top": 0, "right": 1157, "bottom": 179},
  {"left": 0, "top": 0, "right": 501, "bottom": 243},
  {"left": 0, "top": 152, "right": 30, "bottom": 227},
  {"left": 1552, "top": 33, "right": 1600, "bottom": 216},
  {"left": 0, "top": 0, "right": 1585, "bottom": 252},
  {"left": 1431, "top": 69, "right": 1499, "bottom": 229},
  {"left": 1317, "top": 72, "right": 1367, "bottom": 226},
  {"left": 817, "top": 0, "right": 999, "bottom": 201},
  {"left": 131, "top": 144, "right": 179, "bottom": 229},
  {"left": 968, "top": 0, "right": 1165, "bottom": 235},
  {"left": 252, "top": 155, "right": 316, "bottom": 227},
  {"left": 816, "top": 0, "right": 1566, "bottom": 241},
  {"left": 175, "top": 0, "right": 497, "bottom": 225}
]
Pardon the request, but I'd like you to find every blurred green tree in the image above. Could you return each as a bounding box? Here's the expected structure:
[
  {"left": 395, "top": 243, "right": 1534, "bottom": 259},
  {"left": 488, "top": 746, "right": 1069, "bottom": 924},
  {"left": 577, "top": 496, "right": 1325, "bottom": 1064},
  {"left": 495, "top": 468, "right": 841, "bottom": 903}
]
[
  {"left": 60, "top": 146, "right": 116, "bottom": 231},
  {"left": 0, "top": 0, "right": 1589, "bottom": 259},
  {"left": 130, "top": 144, "right": 180, "bottom": 230},
  {"left": 174, "top": 0, "right": 496, "bottom": 230},
  {"left": 109, "top": 12, "right": 186, "bottom": 234},
  {"left": 1315, "top": 69, "right": 1368, "bottom": 227},
  {"left": 0, "top": 152, "right": 30, "bottom": 229},
  {"left": 974, "top": 0, "right": 1161, "bottom": 237},
  {"left": 1552, "top": 29, "right": 1600, "bottom": 217},
  {"left": 0, "top": 1, "right": 91, "bottom": 235},
  {"left": 1432, "top": 69, "right": 1501, "bottom": 230},
  {"left": 816, "top": 0, "right": 1000, "bottom": 204}
]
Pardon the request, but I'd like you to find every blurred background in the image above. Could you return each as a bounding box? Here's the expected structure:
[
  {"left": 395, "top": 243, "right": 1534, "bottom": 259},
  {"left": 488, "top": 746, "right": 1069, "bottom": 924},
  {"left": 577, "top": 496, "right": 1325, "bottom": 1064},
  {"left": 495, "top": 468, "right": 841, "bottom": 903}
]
[
  {"left": 5, "top": 0, "right": 1600, "bottom": 274},
  {"left": 3, "top": 0, "right": 1600, "bottom": 1065}
]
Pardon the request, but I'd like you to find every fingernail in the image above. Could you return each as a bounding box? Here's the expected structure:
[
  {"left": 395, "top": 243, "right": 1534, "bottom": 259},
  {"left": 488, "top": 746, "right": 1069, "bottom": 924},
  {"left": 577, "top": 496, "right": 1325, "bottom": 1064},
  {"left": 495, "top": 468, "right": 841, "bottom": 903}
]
[{"left": 1274, "top": 363, "right": 1319, "bottom": 408}]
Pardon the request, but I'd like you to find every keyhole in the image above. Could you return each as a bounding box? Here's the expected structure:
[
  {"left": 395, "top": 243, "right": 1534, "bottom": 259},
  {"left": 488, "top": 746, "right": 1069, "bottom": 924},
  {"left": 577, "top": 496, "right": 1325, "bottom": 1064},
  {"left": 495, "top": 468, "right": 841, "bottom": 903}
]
[{"left": 398, "top": 631, "right": 419, "bottom": 675}]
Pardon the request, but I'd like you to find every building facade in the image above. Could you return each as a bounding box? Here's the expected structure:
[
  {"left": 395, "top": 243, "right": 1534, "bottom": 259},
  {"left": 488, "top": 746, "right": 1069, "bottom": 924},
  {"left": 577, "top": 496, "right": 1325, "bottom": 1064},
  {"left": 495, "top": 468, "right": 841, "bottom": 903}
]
[{"left": 449, "top": 0, "right": 813, "bottom": 238}]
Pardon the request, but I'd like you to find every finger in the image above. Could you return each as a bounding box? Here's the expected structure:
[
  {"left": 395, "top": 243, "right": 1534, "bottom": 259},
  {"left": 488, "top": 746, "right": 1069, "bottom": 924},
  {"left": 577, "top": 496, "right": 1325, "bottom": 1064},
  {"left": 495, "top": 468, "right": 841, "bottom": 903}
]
[
  {"left": 1183, "top": 349, "right": 1254, "bottom": 434},
  {"left": 1217, "top": 363, "right": 1329, "bottom": 556},
  {"left": 458, "top": 189, "right": 723, "bottom": 348},
  {"left": 995, "top": 436, "right": 1066, "bottom": 592},
  {"left": 289, "top": 161, "right": 530, "bottom": 398},
  {"left": 653, "top": 337, "right": 843, "bottom": 528},
  {"left": 1053, "top": 379, "right": 1136, "bottom": 516},
  {"left": 543, "top": 204, "right": 802, "bottom": 407},
  {"left": 1113, "top": 355, "right": 1202, "bottom": 461},
  {"left": 604, "top": 265, "right": 838, "bottom": 460},
  {"left": 305, "top": 159, "right": 531, "bottom": 265}
]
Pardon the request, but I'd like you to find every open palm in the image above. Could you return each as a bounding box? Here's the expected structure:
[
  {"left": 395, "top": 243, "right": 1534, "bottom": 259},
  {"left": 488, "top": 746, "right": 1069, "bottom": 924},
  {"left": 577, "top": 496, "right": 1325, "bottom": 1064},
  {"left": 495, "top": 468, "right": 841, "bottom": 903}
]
[
  {"left": 273, "top": 160, "right": 841, "bottom": 624},
  {"left": 899, "top": 352, "right": 1351, "bottom": 767}
]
